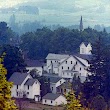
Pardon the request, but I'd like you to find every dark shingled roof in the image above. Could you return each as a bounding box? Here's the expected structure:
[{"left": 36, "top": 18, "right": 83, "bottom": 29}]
[
  {"left": 8, "top": 72, "right": 29, "bottom": 85},
  {"left": 46, "top": 76, "right": 62, "bottom": 83},
  {"left": 42, "top": 93, "right": 61, "bottom": 100},
  {"left": 25, "top": 59, "right": 44, "bottom": 67},
  {"left": 24, "top": 79, "right": 37, "bottom": 86},
  {"left": 75, "top": 54, "right": 92, "bottom": 62}
]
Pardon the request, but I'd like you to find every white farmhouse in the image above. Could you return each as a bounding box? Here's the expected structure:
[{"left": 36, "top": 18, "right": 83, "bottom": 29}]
[
  {"left": 46, "top": 76, "right": 66, "bottom": 94},
  {"left": 9, "top": 72, "right": 41, "bottom": 101},
  {"left": 42, "top": 93, "right": 67, "bottom": 106}
]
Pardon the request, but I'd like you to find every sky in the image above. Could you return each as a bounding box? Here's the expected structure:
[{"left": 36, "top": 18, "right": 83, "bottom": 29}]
[{"left": 0, "top": 0, "right": 110, "bottom": 27}]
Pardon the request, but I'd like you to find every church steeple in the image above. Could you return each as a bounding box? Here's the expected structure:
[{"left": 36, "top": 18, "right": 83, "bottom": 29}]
[{"left": 79, "top": 16, "right": 83, "bottom": 31}]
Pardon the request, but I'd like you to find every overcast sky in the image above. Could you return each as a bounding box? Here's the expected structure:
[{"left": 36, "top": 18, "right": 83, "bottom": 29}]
[{"left": 0, "top": 0, "right": 110, "bottom": 27}]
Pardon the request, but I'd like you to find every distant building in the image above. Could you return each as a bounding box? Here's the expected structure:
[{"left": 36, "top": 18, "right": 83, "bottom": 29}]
[
  {"left": 42, "top": 93, "right": 67, "bottom": 106},
  {"left": 79, "top": 16, "right": 83, "bottom": 31},
  {"left": 80, "top": 42, "right": 92, "bottom": 55}
]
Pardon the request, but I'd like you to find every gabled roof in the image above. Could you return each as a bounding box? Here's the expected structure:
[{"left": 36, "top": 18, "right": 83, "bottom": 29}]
[
  {"left": 42, "top": 93, "right": 61, "bottom": 100},
  {"left": 25, "top": 59, "right": 44, "bottom": 67},
  {"left": 46, "top": 76, "right": 63, "bottom": 84},
  {"left": 73, "top": 55, "right": 86, "bottom": 67},
  {"left": 46, "top": 53, "right": 69, "bottom": 60},
  {"left": 80, "top": 42, "right": 89, "bottom": 47},
  {"left": 24, "top": 79, "right": 39, "bottom": 86},
  {"left": 75, "top": 54, "right": 92, "bottom": 62},
  {"left": 8, "top": 72, "right": 29, "bottom": 85}
]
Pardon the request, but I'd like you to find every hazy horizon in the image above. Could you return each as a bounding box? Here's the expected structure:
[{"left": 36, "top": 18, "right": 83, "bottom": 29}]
[{"left": 0, "top": 0, "right": 110, "bottom": 28}]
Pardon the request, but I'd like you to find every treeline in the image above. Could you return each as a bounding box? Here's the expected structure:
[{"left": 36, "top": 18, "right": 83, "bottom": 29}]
[{"left": 20, "top": 27, "right": 110, "bottom": 60}]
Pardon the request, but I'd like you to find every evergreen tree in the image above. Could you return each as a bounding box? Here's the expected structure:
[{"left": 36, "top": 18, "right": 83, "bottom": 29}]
[
  {"left": 0, "top": 54, "right": 17, "bottom": 110},
  {"left": 82, "top": 37, "right": 110, "bottom": 107}
]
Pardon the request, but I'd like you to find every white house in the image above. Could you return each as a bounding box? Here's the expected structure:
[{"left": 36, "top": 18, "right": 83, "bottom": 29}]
[
  {"left": 9, "top": 72, "right": 41, "bottom": 101},
  {"left": 46, "top": 76, "right": 66, "bottom": 94},
  {"left": 80, "top": 42, "right": 92, "bottom": 55},
  {"left": 42, "top": 93, "right": 67, "bottom": 106},
  {"left": 25, "top": 59, "right": 44, "bottom": 76}
]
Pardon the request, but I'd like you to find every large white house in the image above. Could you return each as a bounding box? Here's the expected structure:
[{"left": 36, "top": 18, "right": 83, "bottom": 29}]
[
  {"left": 45, "top": 42, "right": 92, "bottom": 81},
  {"left": 42, "top": 93, "right": 67, "bottom": 106},
  {"left": 9, "top": 72, "right": 41, "bottom": 101}
]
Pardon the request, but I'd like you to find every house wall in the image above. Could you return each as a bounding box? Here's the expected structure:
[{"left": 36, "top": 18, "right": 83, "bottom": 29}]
[
  {"left": 59, "top": 56, "right": 78, "bottom": 77},
  {"left": 42, "top": 99, "right": 56, "bottom": 106},
  {"left": 86, "top": 43, "right": 92, "bottom": 55},
  {"left": 11, "top": 74, "right": 31, "bottom": 98},
  {"left": 55, "top": 95, "right": 67, "bottom": 105},
  {"left": 42, "top": 96, "right": 67, "bottom": 106},
  {"left": 26, "top": 67, "right": 43, "bottom": 76},
  {"left": 50, "top": 79, "right": 65, "bottom": 94},
  {"left": 80, "top": 43, "right": 86, "bottom": 54}
]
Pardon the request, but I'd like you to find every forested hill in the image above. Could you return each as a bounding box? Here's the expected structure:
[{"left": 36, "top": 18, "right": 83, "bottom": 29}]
[{"left": 20, "top": 27, "right": 110, "bottom": 60}]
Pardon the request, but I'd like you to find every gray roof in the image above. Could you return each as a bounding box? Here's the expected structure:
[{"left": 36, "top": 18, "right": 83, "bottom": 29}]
[
  {"left": 25, "top": 59, "right": 44, "bottom": 67},
  {"left": 42, "top": 93, "right": 61, "bottom": 100},
  {"left": 46, "top": 53, "right": 69, "bottom": 60},
  {"left": 24, "top": 79, "right": 37, "bottom": 86},
  {"left": 73, "top": 56, "right": 86, "bottom": 67},
  {"left": 46, "top": 76, "right": 62, "bottom": 83},
  {"left": 8, "top": 72, "right": 29, "bottom": 85},
  {"left": 75, "top": 54, "right": 92, "bottom": 62},
  {"left": 57, "top": 82, "right": 71, "bottom": 89}
]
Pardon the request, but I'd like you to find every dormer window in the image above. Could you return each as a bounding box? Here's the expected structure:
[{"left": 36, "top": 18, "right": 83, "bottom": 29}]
[{"left": 66, "top": 61, "right": 67, "bottom": 64}]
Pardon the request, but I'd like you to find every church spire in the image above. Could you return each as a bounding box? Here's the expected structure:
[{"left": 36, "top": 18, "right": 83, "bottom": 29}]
[{"left": 79, "top": 16, "right": 83, "bottom": 31}]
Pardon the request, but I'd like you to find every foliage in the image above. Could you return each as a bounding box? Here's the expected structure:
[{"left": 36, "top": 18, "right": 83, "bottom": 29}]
[
  {"left": 81, "top": 37, "right": 110, "bottom": 107},
  {"left": 65, "top": 90, "right": 84, "bottom": 110},
  {"left": 0, "top": 22, "right": 16, "bottom": 45},
  {"left": 0, "top": 55, "right": 17, "bottom": 110},
  {"left": 90, "top": 95, "right": 107, "bottom": 110},
  {"left": 20, "top": 27, "right": 110, "bottom": 60},
  {"left": 0, "top": 45, "right": 26, "bottom": 79}
]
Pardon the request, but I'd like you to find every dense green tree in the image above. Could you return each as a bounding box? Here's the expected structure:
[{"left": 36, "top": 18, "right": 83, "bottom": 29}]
[
  {"left": 0, "top": 45, "right": 26, "bottom": 79},
  {"left": 81, "top": 37, "right": 110, "bottom": 107},
  {"left": 0, "top": 22, "right": 15, "bottom": 45}
]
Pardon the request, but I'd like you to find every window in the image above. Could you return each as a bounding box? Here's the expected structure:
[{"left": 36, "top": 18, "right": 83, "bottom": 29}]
[
  {"left": 16, "top": 92, "right": 19, "bottom": 96},
  {"left": 55, "top": 61, "right": 56, "bottom": 62},
  {"left": 76, "top": 61, "right": 77, "bottom": 65},
  {"left": 66, "top": 61, "right": 67, "bottom": 64},
  {"left": 52, "top": 87, "right": 53, "bottom": 91},
  {"left": 27, "top": 92, "right": 29, "bottom": 95},
  {"left": 17, "top": 85, "right": 18, "bottom": 89},
  {"left": 68, "top": 67, "right": 69, "bottom": 70},
  {"left": 45, "top": 100, "right": 47, "bottom": 103},
  {"left": 80, "top": 67, "right": 81, "bottom": 71},
  {"left": 51, "top": 101, "right": 53, "bottom": 103},
  {"left": 28, "top": 85, "right": 29, "bottom": 90},
  {"left": 60, "top": 81, "right": 61, "bottom": 84},
  {"left": 64, "top": 89, "right": 66, "bottom": 92},
  {"left": 51, "top": 61, "right": 52, "bottom": 63},
  {"left": 71, "top": 61, "right": 72, "bottom": 64},
  {"left": 62, "top": 66, "right": 63, "bottom": 69}
]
